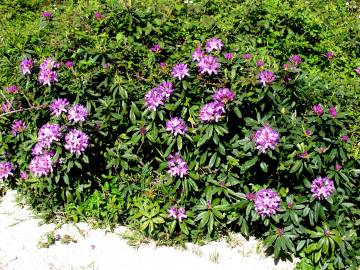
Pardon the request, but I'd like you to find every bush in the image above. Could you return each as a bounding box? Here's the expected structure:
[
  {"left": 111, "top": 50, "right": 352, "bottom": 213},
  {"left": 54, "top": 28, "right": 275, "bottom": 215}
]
[{"left": 0, "top": 0, "right": 359, "bottom": 269}]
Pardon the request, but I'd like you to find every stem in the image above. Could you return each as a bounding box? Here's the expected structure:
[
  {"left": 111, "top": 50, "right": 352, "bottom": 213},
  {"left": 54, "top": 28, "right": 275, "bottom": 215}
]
[
  {"left": 0, "top": 104, "right": 46, "bottom": 117},
  {"left": 0, "top": 92, "right": 15, "bottom": 111}
]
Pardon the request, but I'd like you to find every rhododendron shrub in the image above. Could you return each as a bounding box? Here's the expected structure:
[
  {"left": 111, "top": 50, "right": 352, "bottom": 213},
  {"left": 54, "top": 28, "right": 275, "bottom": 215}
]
[{"left": 0, "top": 2, "right": 359, "bottom": 269}]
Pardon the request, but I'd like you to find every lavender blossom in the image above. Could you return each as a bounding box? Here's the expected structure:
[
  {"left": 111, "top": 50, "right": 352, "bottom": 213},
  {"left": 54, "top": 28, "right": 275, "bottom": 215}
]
[
  {"left": 254, "top": 189, "right": 281, "bottom": 217},
  {"left": 158, "top": 81, "right": 174, "bottom": 98},
  {"left": 49, "top": 98, "right": 69, "bottom": 116},
  {"left": 11, "top": 120, "right": 26, "bottom": 136},
  {"left": 29, "top": 153, "right": 53, "bottom": 177},
  {"left": 32, "top": 143, "right": 47, "bottom": 156},
  {"left": 171, "top": 63, "right": 190, "bottom": 80},
  {"left": 144, "top": 88, "right": 165, "bottom": 111},
  {"left": 67, "top": 104, "right": 88, "bottom": 123},
  {"left": 224, "top": 53, "right": 234, "bottom": 60},
  {"left": 166, "top": 117, "right": 187, "bottom": 136},
  {"left": 0, "top": 162, "right": 13, "bottom": 180},
  {"left": 20, "top": 58, "right": 33, "bottom": 75},
  {"left": 168, "top": 206, "right": 177, "bottom": 219},
  {"left": 38, "top": 123, "right": 62, "bottom": 147},
  {"left": 6, "top": 85, "right": 18, "bottom": 93},
  {"left": 150, "top": 44, "right": 161, "bottom": 53},
  {"left": 328, "top": 106, "right": 337, "bottom": 118},
  {"left": 167, "top": 152, "right": 188, "bottom": 178},
  {"left": 324, "top": 51, "right": 335, "bottom": 60},
  {"left": 38, "top": 69, "right": 58, "bottom": 86},
  {"left": 197, "top": 55, "right": 221, "bottom": 75},
  {"left": 252, "top": 125, "right": 280, "bottom": 153},
  {"left": 205, "top": 38, "right": 223, "bottom": 52},
  {"left": 192, "top": 47, "right": 205, "bottom": 62},
  {"left": 199, "top": 101, "right": 225, "bottom": 123},
  {"left": 64, "top": 129, "right": 89, "bottom": 155},
  {"left": 257, "top": 70, "right": 276, "bottom": 86},
  {"left": 40, "top": 57, "right": 59, "bottom": 70},
  {"left": 311, "top": 177, "right": 335, "bottom": 200},
  {"left": 20, "top": 171, "right": 28, "bottom": 180},
  {"left": 167, "top": 206, "right": 187, "bottom": 222},
  {"left": 313, "top": 104, "right": 324, "bottom": 116},
  {"left": 289, "top": 54, "right": 302, "bottom": 65},
  {"left": 212, "top": 88, "right": 235, "bottom": 104}
]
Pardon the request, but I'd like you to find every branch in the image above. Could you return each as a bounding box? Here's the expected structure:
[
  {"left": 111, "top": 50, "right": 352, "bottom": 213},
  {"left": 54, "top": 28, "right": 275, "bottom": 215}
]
[{"left": 0, "top": 104, "right": 46, "bottom": 117}]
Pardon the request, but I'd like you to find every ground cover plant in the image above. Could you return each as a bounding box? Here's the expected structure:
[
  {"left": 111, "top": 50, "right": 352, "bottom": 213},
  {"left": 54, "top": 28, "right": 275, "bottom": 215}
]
[{"left": 0, "top": 0, "right": 359, "bottom": 269}]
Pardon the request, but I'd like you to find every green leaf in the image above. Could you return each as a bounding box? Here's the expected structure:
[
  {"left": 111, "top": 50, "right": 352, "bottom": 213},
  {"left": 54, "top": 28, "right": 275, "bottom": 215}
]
[
  {"left": 290, "top": 160, "right": 302, "bottom": 173},
  {"left": 177, "top": 136, "right": 183, "bottom": 151},
  {"left": 179, "top": 221, "right": 189, "bottom": 235}
]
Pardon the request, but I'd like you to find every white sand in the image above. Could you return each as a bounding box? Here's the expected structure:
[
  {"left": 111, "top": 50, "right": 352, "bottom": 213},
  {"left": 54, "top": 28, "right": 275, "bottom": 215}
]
[{"left": 0, "top": 190, "right": 297, "bottom": 270}]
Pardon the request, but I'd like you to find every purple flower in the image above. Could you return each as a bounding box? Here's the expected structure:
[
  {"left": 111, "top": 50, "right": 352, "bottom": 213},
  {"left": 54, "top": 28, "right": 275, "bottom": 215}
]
[
  {"left": 166, "top": 117, "right": 187, "bottom": 136},
  {"left": 42, "top": 11, "right": 52, "bottom": 19},
  {"left": 224, "top": 53, "right": 234, "bottom": 60},
  {"left": 6, "top": 85, "right": 18, "bottom": 93},
  {"left": 256, "top": 60, "right": 265, "bottom": 67},
  {"left": 40, "top": 57, "right": 60, "bottom": 70},
  {"left": 67, "top": 104, "right": 88, "bottom": 123},
  {"left": 64, "top": 129, "right": 89, "bottom": 155},
  {"left": 0, "top": 162, "right": 13, "bottom": 180},
  {"left": 313, "top": 104, "right": 324, "bottom": 116},
  {"left": 158, "top": 81, "right": 174, "bottom": 98},
  {"left": 311, "top": 177, "right": 335, "bottom": 200},
  {"left": 20, "top": 171, "right": 28, "bottom": 180},
  {"left": 305, "top": 129, "right": 312, "bottom": 137},
  {"left": 150, "top": 44, "right": 161, "bottom": 53},
  {"left": 242, "top": 53, "right": 252, "bottom": 60},
  {"left": 159, "top": 62, "right": 167, "bottom": 69},
  {"left": 212, "top": 88, "right": 236, "bottom": 104},
  {"left": 38, "top": 69, "right": 58, "bottom": 86},
  {"left": 257, "top": 70, "right": 276, "bottom": 86},
  {"left": 324, "top": 51, "right": 335, "bottom": 60},
  {"left": 192, "top": 47, "right": 205, "bottom": 62},
  {"left": 168, "top": 206, "right": 177, "bottom": 219},
  {"left": 20, "top": 58, "right": 33, "bottom": 75},
  {"left": 38, "top": 123, "right": 62, "bottom": 147},
  {"left": 283, "top": 63, "right": 289, "bottom": 70},
  {"left": 245, "top": 192, "right": 257, "bottom": 201},
  {"left": 205, "top": 38, "right": 223, "bottom": 52},
  {"left": 341, "top": 135, "right": 349, "bottom": 142},
  {"left": 167, "top": 152, "right": 188, "bottom": 178},
  {"left": 29, "top": 153, "right": 53, "bottom": 177},
  {"left": 103, "top": 63, "right": 111, "bottom": 68},
  {"left": 289, "top": 55, "right": 302, "bottom": 65},
  {"left": 199, "top": 101, "right": 225, "bottom": 123},
  {"left": 64, "top": 61, "right": 74, "bottom": 68},
  {"left": 49, "top": 98, "right": 69, "bottom": 116},
  {"left": 11, "top": 120, "right": 26, "bottom": 136},
  {"left": 355, "top": 67, "right": 360, "bottom": 76},
  {"left": 197, "top": 55, "right": 221, "bottom": 75},
  {"left": 1, "top": 102, "right": 11, "bottom": 113},
  {"left": 144, "top": 88, "right": 165, "bottom": 111},
  {"left": 171, "top": 63, "right": 190, "bottom": 80},
  {"left": 299, "top": 151, "right": 309, "bottom": 159},
  {"left": 95, "top": 12, "right": 103, "bottom": 20},
  {"left": 32, "top": 143, "right": 47, "bottom": 156},
  {"left": 328, "top": 106, "right": 337, "bottom": 118},
  {"left": 335, "top": 163, "right": 342, "bottom": 171},
  {"left": 254, "top": 189, "right": 281, "bottom": 217},
  {"left": 252, "top": 125, "right": 280, "bottom": 153}
]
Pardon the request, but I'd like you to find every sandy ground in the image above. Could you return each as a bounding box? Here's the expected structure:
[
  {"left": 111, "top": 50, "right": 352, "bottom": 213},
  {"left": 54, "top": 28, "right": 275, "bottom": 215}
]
[{"left": 0, "top": 190, "right": 297, "bottom": 270}]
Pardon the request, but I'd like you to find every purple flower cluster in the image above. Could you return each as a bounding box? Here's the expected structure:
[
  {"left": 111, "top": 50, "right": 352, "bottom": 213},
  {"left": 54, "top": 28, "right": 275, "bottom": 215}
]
[
  {"left": 192, "top": 46, "right": 205, "bottom": 62},
  {"left": 257, "top": 70, "right": 276, "bottom": 86},
  {"left": 253, "top": 125, "right": 280, "bottom": 153},
  {"left": 20, "top": 58, "right": 33, "bottom": 75},
  {"left": 49, "top": 98, "right": 69, "bottom": 116},
  {"left": 67, "top": 104, "right": 88, "bottom": 123},
  {"left": 11, "top": 120, "right": 26, "bottom": 136},
  {"left": 196, "top": 55, "right": 221, "bottom": 75},
  {"left": 159, "top": 62, "right": 167, "bottom": 69},
  {"left": 6, "top": 85, "right": 18, "bottom": 93},
  {"left": 341, "top": 135, "right": 349, "bottom": 142},
  {"left": 199, "top": 101, "right": 225, "bottom": 123},
  {"left": 224, "top": 53, "right": 234, "bottom": 60},
  {"left": 205, "top": 38, "right": 223, "bottom": 52},
  {"left": 37, "top": 123, "right": 62, "bottom": 147},
  {"left": 64, "top": 129, "right": 89, "bottom": 155},
  {"left": 311, "top": 177, "right": 335, "bottom": 200},
  {"left": 150, "top": 44, "right": 161, "bottom": 53},
  {"left": 95, "top": 12, "right": 103, "bottom": 20},
  {"left": 324, "top": 51, "right": 335, "bottom": 60},
  {"left": 212, "top": 88, "right": 236, "bottom": 104},
  {"left": 0, "top": 162, "right": 13, "bottom": 180},
  {"left": 1, "top": 102, "right": 11, "bottom": 113},
  {"left": 171, "top": 63, "right": 190, "bottom": 80},
  {"left": 242, "top": 53, "right": 252, "bottom": 60},
  {"left": 256, "top": 60, "right": 265, "bottom": 68},
  {"left": 20, "top": 171, "right": 28, "bottom": 180},
  {"left": 64, "top": 61, "right": 74, "bottom": 68},
  {"left": 38, "top": 57, "right": 59, "bottom": 86},
  {"left": 328, "top": 106, "right": 337, "bottom": 118},
  {"left": 254, "top": 189, "right": 281, "bottom": 217},
  {"left": 42, "top": 11, "right": 52, "bottom": 19},
  {"left": 166, "top": 117, "right": 187, "bottom": 136},
  {"left": 144, "top": 82, "right": 174, "bottom": 110},
  {"left": 312, "top": 104, "right": 324, "bottom": 116},
  {"left": 29, "top": 153, "right": 53, "bottom": 177},
  {"left": 168, "top": 206, "right": 187, "bottom": 222},
  {"left": 167, "top": 152, "right": 188, "bottom": 178},
  {"left": 289, "top": 54, "right": 302, "bottom": 65}
]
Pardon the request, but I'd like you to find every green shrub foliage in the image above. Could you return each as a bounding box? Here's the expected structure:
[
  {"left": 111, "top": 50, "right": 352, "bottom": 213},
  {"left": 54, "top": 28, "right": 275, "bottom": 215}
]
[{"left": 0, "top": 0, "right": 359, "bottom": 269}]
